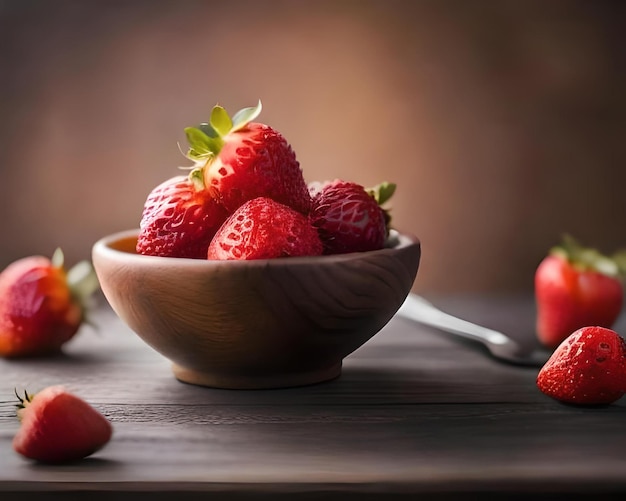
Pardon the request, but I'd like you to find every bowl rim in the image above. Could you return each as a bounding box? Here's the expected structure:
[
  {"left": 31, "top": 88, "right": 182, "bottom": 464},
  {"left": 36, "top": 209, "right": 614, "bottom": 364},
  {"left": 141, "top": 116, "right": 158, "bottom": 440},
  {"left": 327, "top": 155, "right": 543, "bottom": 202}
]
[{"left": 92, "top": 228, "right": 420, "bottom": 268}]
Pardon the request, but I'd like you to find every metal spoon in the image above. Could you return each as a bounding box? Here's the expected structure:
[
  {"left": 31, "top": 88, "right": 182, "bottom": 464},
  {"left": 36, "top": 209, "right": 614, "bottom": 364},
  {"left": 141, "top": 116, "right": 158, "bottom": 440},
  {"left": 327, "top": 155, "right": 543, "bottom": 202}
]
[{"left": 396, "top": 294, "right": 551, "bottom": 367}]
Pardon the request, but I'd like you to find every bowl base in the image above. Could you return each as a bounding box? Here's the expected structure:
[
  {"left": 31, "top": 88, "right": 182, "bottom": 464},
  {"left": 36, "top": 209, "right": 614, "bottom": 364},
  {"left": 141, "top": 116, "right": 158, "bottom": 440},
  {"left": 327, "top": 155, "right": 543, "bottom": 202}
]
[{"left": 171, "top": 362, "right": 342, "bottom": 390}]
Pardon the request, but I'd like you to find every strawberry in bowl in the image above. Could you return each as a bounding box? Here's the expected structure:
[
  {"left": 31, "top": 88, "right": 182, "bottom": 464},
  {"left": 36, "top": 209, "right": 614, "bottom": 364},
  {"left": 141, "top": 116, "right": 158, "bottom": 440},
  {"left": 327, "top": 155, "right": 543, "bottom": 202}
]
[
  {"left": 207, "top": 197, "right": 323, "bottom": 260},
  {"left": 310, "top": 180, "right": 395, "bottom": 255}
]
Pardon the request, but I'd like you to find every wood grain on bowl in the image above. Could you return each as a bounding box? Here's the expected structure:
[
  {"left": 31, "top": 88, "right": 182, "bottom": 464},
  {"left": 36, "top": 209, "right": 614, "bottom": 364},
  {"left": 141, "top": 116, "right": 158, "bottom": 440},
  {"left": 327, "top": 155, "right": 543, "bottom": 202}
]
[{"left": 92, "top": 229, "right": 421, "bottom": 389}]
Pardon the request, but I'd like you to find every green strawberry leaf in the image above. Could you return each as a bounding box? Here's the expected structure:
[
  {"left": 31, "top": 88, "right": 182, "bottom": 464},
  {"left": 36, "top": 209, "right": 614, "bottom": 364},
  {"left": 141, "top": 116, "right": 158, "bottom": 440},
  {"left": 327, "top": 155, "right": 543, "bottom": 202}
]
[
  {"left": 198, "top": 122, "right": 218, "bottom": 138},
  {"left": 184, "top": 127, "right": 224, "bottom": 162},
  {"left": 51, "top": 248, "right": 65, "bottom": 269},
  {"left": 210, "top": 105, "right": 233, "bottom": 137},
  {"left": 182, "top": 100, "right": 262, "bottom": 164},
  {"left": 554, "top": 234, "right": 621, "bottom": 277},
  {"left": 231, "top": 100, "right": 262, "bottom": 133},
  {"left": 67, "top": 260, "right": 100, "bottom": 303},
  {"left": 365, "top": 182, "right": 396, "bottom": 234},
  {"left": 612, "top": 250, "right": 626, "bottom": 277},
  {"left": 584, "top": 252, "right": 620, "bottom": 277},
  {"left": 188, "top": 167, "right": 205, "bottom": 190},
  {"left": 370, "top": 182, "right": 396, "bottom": 206},
  {"left": 184, "top": 127, "right": 212, "bottom": 157}
]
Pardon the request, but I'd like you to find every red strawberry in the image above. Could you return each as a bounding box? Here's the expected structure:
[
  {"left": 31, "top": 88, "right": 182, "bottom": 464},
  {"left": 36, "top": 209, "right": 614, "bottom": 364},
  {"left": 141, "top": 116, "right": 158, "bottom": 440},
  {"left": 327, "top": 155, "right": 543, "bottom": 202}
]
[
  {"left": 309, "top": 180, "right": 395, "bottom": 254},
  {"left": 207, "top": 197, "right": 323, "bottom": 260},
  {"left": 184, "top": 100, "right": 311, "bottom": 214},
  {"left": 12, "top": 386, "right": 113, "bottom": 463},
  {"left": 0, "top": 249, "right": 99, "bottom": 358},
  {"left": 535, "top": 235, "right": 625, "bottom": 349},
  {"left": 536, "top": 326, "right": 626, "bottom": 405},
  {"left": 136, "top": 173, "right": 229, "bottom": 259}
]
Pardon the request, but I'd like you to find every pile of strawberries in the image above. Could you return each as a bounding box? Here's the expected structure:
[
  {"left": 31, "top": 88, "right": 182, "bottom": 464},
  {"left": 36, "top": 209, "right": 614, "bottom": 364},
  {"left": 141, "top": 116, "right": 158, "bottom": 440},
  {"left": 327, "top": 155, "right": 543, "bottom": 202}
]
[{"left": 135, "top": 101, "right": 395, "bottom": 261}]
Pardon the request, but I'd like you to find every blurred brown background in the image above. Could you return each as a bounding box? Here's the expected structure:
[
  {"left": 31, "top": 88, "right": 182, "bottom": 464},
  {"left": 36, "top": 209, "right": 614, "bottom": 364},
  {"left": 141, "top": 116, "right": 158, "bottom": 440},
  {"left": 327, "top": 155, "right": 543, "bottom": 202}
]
[{"left": 1, "top": 0, "right": 625, "bottom": 294}]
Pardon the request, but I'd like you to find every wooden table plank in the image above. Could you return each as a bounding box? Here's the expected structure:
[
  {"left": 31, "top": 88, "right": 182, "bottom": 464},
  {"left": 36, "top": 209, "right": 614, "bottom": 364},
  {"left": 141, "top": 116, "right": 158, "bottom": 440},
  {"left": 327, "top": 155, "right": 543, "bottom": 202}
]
[{"left": 1, "top": 296, "right": 626, "bottom": 499}]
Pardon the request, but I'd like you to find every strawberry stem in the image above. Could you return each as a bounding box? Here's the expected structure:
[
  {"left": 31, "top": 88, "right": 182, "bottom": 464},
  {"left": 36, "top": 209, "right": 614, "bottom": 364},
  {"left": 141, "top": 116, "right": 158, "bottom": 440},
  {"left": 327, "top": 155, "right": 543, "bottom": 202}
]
[
  {"left": 14, "top": 389, "right": 34, "bottom": 421},
  {"left": 366, "top": 182, "right": 397, "bottom": 232},
  {"left": 183, "top": 100, "right": 262, "bottom": 164},
  {"left": 552, "top": 234, "right": 622, "bottom": 278},
  {"left": 188, "top": 167, "right": 206, "bottom": 190},
  {"left": 613, "top": 250, "right": 626, "bottom": 277},
  {"left": 51, "top": 248, "right": 65, "bottom": 269},
  {"left": 49, "top": 248, "right": 100, "bottom": 325},
  {"left": 210, "top": 105, "right": 233, "bottom": 136},
  {"left": 67, "top": 261, "right": 100, "bottom": 303},
  {"left": 230, "top": 100, "right": 262, "bottom": 132},
  {"left": 367, "top": 182, "right": 396, "bottom": 206},
  {"left": 14, "top": 388, "right": 24, "bottom": 406}
]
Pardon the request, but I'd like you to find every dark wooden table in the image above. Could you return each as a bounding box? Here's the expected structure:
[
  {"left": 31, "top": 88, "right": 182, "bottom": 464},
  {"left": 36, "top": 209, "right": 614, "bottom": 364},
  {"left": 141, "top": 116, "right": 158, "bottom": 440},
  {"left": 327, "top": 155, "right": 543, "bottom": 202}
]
[{"left": 2, "top": 294, "right": 626, "bottom": 500}]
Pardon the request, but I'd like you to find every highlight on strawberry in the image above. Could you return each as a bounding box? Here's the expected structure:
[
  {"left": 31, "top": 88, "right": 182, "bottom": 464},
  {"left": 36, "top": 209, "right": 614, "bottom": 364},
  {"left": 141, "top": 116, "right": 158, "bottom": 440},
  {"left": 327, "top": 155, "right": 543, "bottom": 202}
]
[
  {"left": 535, "top": 235, "right": 626, "bottom": 349},
  {"left": 136, "top": 99, "right": 398, "bottom": 261},
  {"left": 536, "top": 326, "right": 626, "bottom": 406},
  {"left": 12, "top": 386, "right": 113, "bottom": 463},
  {"left": 0, "top": 249, "right": 100, "bottom": 358}
]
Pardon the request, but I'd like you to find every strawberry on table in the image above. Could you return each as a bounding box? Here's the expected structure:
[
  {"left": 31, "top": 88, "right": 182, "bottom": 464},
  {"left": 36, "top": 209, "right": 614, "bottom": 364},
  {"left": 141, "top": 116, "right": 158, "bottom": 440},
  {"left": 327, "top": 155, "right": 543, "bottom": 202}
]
[
  {"left": 12, "top": 386, "right": 113, "bottom": 463},
  {"left": 184, "top": 100, "right": 312, "bottom": 215},
  {"left": 537, "top": 326, "right": 626, "bottom": 405},
  {"left": 207, "top": 197, "right": 323, "bottom": 260},
  {"left": 309, "top": 180, "right": 395, "bottom": 254},
  {"left": 0, "top": 249, "right": 99, "bottom": 358},
  {"left": 136, "top": 173, "right": 229, "bottom": 259},
  {"left": 535, "top": 235, "right": 625, "bottom": 349}
]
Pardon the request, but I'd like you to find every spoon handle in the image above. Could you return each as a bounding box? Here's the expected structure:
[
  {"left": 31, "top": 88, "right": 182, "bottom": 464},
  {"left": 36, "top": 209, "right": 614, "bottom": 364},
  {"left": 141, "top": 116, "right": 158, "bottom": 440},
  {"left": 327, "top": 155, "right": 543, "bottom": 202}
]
[{"left": 396, "top": 294, "right": 512, "bottom": 347}]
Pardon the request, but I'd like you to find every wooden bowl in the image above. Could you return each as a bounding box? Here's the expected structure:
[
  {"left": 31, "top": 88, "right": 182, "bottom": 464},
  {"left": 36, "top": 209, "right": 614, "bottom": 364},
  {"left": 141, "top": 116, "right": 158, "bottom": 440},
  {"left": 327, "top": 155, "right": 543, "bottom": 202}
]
[{"left": 92, "top": 229, "right": 421, "bottom": 389}]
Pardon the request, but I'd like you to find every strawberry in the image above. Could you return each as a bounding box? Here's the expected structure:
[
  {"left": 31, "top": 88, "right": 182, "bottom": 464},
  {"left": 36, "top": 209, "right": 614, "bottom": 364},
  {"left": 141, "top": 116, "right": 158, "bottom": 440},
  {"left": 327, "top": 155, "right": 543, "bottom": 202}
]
[
  {"left": 12, "top": 386, "right": 113, "bottom": 463},
  {"left": 0, "top": 249, "right": 99, "bottom": 358},
  {"left": 184, "top": 100, "right": 312, "bottom": 215},
  {"left": 207, "top": 197, "right": 323, "bottom": 260},
  {"left": 136, "top": 173, "right": 229, "bottom": 259},
  {"left": 536, "top": 326, "right": 626, "bottom": 405},
  {"left": 535, "top": 235, "right": 626, "bottom": 349},
  {"left": 309, "top": 180, "right": 395, "bottom": 254}
]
